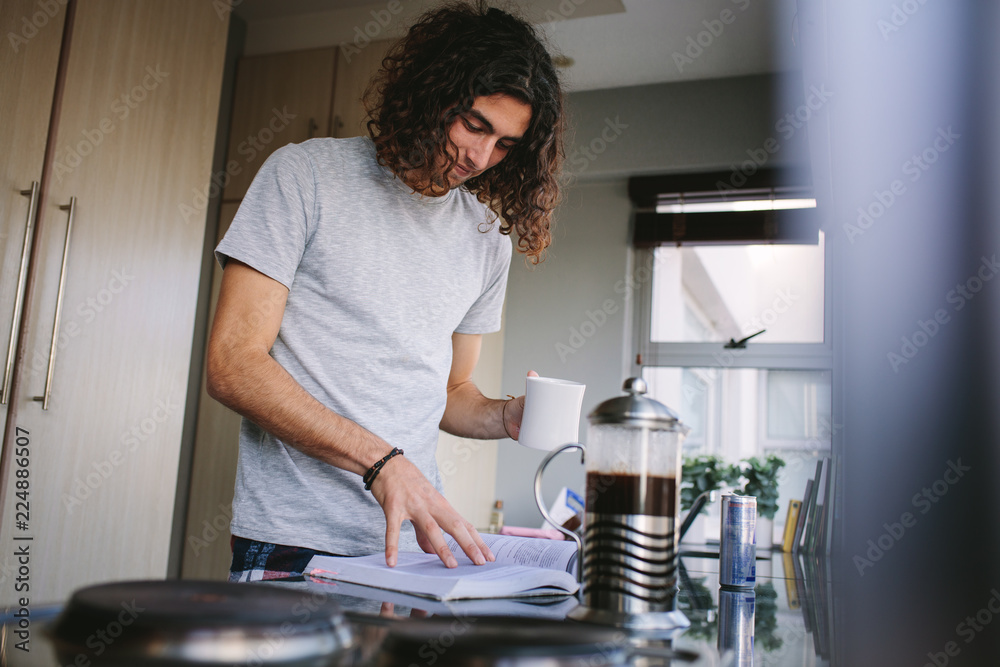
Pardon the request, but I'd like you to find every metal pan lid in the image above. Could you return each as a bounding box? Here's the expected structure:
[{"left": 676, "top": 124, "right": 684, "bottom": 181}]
[{"left": 49, "top": 579, "right": 353, "bottom": 665}]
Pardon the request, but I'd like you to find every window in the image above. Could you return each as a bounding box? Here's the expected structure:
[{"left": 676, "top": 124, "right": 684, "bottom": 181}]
[
  {"left": 629, "top": 171, "right": 832, "bottom": 543},
  {"left": 649, "top": 241, "right": 826, "bottom": 344}
]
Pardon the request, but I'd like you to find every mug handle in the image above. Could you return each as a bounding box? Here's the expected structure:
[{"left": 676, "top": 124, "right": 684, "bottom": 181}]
[{"left": 533, "top": 443, "right": 585, "bottom": 586}]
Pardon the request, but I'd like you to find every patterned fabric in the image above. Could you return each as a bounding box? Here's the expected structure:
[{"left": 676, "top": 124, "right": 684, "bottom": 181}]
[{"left": 229, "top": 535, "right": 343, "bottom": 582}]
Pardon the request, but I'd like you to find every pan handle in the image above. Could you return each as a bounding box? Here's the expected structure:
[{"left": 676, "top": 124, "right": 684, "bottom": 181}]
[{"left": 533, "top": 443, "right": 585, "bottom": 588}]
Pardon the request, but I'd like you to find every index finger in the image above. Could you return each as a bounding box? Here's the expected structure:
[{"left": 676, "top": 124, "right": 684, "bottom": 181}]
[
  {"left": 384, "top": 511, "right": 401, "bottom": 568},
  {"left": 441, "top": 517, "right": 494, "bottom": 565}
]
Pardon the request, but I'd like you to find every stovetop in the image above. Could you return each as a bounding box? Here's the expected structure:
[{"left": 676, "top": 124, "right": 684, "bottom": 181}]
[
  {"left": 0, "top": 551, "right": 836, "bottom": 666},
  {"left": 0, "top": 606, "right": 692, "bottom": 667}
]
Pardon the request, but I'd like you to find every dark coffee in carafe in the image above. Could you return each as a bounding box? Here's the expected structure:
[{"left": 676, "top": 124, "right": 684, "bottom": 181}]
[
  {"left": 582, "top": 471, "right": 680, "bottom": 611},
  {"left": 585, "top": 472, "right": 677, "bottom": 517}
]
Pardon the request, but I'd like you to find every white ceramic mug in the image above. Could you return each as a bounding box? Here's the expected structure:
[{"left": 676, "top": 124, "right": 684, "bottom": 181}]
[{"left": 518, "top": 376, "right": 586, "bottom": 451}]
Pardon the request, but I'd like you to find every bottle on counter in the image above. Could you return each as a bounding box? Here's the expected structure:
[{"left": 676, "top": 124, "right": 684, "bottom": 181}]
[{"left": 488, "top": 500, "right": 504, "bottom": 533}]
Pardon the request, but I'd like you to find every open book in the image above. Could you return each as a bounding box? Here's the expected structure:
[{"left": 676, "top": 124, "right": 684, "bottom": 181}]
[{"left": 306, "top": 532, "right": 579, "bottom": 601}]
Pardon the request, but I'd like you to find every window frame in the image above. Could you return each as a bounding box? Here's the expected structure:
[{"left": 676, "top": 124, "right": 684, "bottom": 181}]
[
  {"left": 756, "top": 369, "right": 834, "bottom": 452},
  {"left": 630, "top": 244, "right": 834, "bottom": 377}
]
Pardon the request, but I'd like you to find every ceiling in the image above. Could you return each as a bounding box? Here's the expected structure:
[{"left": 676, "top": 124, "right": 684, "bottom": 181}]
[{"left": 233, "top": 0, "right": 802, "bottom": 92}]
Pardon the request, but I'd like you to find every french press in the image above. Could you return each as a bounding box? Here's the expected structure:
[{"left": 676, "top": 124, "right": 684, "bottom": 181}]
[{"left": 535, "top": 377, "right": 690, "bottom": 631}]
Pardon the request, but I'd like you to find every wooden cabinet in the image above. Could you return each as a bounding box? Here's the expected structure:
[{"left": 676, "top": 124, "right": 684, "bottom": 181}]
[
  {"left": 0, "top": 0, "right": 228, "bottom": 605},
  {"left": 332, "top": 39, "right": 393, "bottom": 139},
  {"left": 223, "top": 48, "right": 338, "bottom": 201}
]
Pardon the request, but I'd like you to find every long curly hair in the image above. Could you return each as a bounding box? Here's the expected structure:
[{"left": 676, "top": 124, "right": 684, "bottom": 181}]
[{"left": 364, "top": 1, "right": 565, "bottom": 263}]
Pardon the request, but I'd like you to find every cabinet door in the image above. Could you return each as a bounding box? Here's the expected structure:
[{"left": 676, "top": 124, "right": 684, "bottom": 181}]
[
  {"left": 332, "top": 39, "right": 392, "bottom": 138},
  {"left": 0, "top": 0, "right": 65, "bottom": 449},
  {"left": 0, "top": 0, "right": 228, "bottom": 606},
  {"left": 222, "top": 48, "right": 337, "bottom": 201}
]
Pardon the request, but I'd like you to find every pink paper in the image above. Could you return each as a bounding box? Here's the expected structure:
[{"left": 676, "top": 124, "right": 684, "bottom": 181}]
[{"left": 498, "top": 525, "right": 566, "bottom": 540}]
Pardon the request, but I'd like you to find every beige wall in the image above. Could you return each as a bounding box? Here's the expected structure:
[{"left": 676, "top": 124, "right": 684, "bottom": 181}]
[{"left": 436, "top": 315, "right": 507, "bottom": 530}]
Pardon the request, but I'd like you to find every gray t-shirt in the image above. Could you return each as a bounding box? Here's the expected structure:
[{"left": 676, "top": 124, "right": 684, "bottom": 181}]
[{"left": 215, "top": 136, "right": 511, "bottom": 555}]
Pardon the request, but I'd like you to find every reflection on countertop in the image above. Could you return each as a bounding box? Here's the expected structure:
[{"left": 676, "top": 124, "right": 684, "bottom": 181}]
[
  {"left": 267, "top": 548, "right": 838, "bottom": 666},
  {"left": 676, "top": 549, "right": 837, "bottom": 666},
  {"left": 0, "top": 549, "right": 838, "bottom": 666}
]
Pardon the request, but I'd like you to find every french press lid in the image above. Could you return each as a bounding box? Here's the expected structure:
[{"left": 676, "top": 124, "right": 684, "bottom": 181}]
[{"left": 588, "top": 377, "right": 685, "bottom": 430}]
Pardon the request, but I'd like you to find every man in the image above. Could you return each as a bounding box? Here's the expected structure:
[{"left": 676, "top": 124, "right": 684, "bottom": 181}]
[{"left": 207, "top": 1, "right": 565, "bottom": 579}]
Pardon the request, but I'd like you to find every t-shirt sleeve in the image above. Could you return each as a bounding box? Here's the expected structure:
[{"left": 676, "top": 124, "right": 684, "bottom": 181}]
[
  {"left": 215, "top": 143, "right": 316, "bottom": 289},
  {"left": 455, "top": 234, "right": 512, "bottom": 334}
]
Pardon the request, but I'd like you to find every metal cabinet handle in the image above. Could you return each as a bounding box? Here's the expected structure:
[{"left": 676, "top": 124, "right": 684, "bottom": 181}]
[
  {"left": 33, "top": 197, "right": 76, "bottom": 410},
  {"left": 2, "top": 182, "right": 40, "bottom": 405}
]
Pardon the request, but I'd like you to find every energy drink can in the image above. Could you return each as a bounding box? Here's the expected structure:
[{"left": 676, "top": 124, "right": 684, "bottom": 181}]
[
  {"left": 717, "top": 587, "right": 756, "bottom": 666},
  {"left": 719, "top": 494, "right": 756, "bottom": 589}
]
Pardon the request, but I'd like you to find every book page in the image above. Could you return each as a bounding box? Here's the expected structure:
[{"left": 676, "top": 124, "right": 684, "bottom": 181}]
[
  {"left": 310, "top": 578, "right": 580, "bottom": 619},
  {"left": 447, "top": 532, "right": 579, "bottom": 575},
  {"left": 307, "top": 551, "right": 578, "bottom": 601}
]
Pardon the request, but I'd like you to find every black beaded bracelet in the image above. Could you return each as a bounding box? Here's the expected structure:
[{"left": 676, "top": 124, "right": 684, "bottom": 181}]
[{"left": 363, "top": 447, "right": 404, "bottom": 491}]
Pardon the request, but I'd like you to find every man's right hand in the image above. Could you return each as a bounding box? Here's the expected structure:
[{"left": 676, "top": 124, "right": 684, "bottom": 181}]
[{"left": 368, "top": 452, "right": 494, "bottom": 568}]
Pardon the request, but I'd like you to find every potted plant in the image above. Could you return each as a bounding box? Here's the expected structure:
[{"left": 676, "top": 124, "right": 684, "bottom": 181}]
[
  {"left": 681, "top": 454, "right": 740, "bottom": 510},
  {"left": 680, "top": 454, "right": 740, "bottom": 544},
  {"left": 733, "top": 454, "right": 786, "bottom": 549}
]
